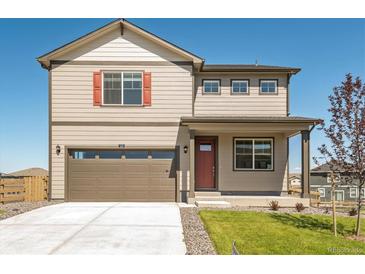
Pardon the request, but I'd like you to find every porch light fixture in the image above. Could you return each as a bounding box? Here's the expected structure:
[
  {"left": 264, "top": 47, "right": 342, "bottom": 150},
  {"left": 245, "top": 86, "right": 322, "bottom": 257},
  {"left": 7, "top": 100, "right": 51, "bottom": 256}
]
[
  {"left": 56, "top": 145, "right": 61, "bottom": 156},
  {"left": 183, "top": 145, "right": 188, "bottom": 154}
]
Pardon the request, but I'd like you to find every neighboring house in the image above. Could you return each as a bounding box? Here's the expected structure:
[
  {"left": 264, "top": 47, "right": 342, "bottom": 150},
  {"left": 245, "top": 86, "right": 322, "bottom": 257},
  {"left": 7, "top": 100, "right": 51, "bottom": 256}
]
[
  {"left": 37, "top": 19, "right": 320, "bottom": 203},
  {"left": 288, "top": 173, "right": 301, "bottom": 189},
  {"left": 8, "top": 168, "right": 48, "bottom": 178},
  {"left": 0, "top": 172, "right": 10, "bottom": 178},
  {"left": 310, "top": 164, "right": 364, "bottom": 202}
]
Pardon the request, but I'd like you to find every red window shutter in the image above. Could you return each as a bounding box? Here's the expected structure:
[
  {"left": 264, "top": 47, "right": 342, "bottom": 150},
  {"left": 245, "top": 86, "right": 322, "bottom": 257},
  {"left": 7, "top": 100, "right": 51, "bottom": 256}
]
[
  {"left": 93, "top": 71, "right": 101, "bottom": 106},
  {"left": 143, "top": 72, "right": 152, "bottom": 106}
]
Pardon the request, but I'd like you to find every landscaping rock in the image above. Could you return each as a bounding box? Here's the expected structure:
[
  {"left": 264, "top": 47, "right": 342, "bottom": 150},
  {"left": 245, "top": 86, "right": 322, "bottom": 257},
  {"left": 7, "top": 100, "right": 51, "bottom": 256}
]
[
  {"left": 0, "top": 201, "right": 62, "bottom": 220},
  {"left": 179, "top": 207, "right": 216, "bottom": 255}
]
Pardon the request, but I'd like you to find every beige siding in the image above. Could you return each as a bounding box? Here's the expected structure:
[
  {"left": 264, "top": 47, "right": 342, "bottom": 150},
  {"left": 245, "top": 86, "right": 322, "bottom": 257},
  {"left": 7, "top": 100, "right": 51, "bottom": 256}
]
[
  {"left": 49, "top": 23, "right": 291, "bottom": 200},
  {"left": 216, "top": 132, "right": 288, "bottom": 193},
  {"left": 51, "top": 63, "right": 193, "bottom": 122},
  {"left": 55, "top": 28, "right": 187, "bottom": 62},
  {"left": 51, "top": 125, "right": 190, "bottom": 199},
  {"left": 194, "top": 74, "right": 288, "bottom": 117}
]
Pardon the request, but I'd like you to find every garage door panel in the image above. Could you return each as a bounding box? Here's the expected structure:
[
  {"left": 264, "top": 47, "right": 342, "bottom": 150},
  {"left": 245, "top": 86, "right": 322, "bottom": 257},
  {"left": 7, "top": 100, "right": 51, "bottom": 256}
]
[{"left": 68, "top": 150, "right": 176, "bottom": 202}]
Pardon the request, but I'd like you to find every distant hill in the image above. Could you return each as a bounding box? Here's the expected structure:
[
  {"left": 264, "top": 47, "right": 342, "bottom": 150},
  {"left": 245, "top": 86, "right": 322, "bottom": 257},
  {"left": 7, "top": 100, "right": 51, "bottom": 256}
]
[{"left": 8, "top": 167, "right": 48, "bottom": 177}]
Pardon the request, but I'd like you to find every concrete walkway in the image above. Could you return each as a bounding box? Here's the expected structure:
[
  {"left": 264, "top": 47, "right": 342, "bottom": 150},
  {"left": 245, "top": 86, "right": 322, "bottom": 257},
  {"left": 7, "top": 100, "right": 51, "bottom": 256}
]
[{"left": 0, "top": 202, "right": 186, "bottom": 255}]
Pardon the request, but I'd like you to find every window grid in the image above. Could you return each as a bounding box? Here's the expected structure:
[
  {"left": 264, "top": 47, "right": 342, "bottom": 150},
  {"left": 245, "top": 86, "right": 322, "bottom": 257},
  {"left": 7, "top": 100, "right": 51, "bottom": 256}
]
[
  {"left": 102, "top": 72, "right": 143, "bottom": 106},
  {"left": 203, "top": 80, "right": 220, "bottom": 93},
  {"left": 234, "top": 138, "right": 273, "bottom": 171},
  {"left": 231, "top": 80, "right": 249, "bottom": 94},
  {"left": 260, "top": 80, "right": 277, "bottom": 93}
]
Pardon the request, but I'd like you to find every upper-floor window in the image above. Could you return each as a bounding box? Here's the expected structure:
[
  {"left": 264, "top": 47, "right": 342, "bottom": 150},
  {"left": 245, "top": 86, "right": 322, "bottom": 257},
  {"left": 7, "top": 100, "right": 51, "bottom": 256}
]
[
  {"left": 234, "top": 138, "right": 273, "bottom": 171},
  {"left": 260, "top": 80, "right": 278, "bottom": 94},
  {"left": 231, "top": 80, "right": 249, "bottom": 94},
  {"left": 103, "top": 72, "right": 142, "bottom": 105},
  {"left": 203, "top": 80, "right": 220, "bottom": 94}
]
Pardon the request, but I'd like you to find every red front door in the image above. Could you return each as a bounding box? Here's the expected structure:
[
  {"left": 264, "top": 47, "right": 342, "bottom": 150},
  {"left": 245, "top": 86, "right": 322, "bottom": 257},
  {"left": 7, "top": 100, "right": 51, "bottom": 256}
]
[{"left": 195, "top": 137, "right": 217, "bottom": 190}]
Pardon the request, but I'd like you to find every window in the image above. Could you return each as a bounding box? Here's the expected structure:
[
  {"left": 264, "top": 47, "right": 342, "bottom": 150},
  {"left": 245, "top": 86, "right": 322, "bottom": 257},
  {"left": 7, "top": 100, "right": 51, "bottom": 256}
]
[
  {"left": 200, "top": 144, "right": 212, "bottom": 151},
  {"left": 362, "top": 188, "right": 365, "bottom": 198},
  {"left": 203, "top": 80, "right": 220, "bottom": 94},
  {"left": 260, "top": 80, "right": 278, "bottom": 93},
  {"left": 326, "top": 174, "right": 341, "bottom": 184},
  {"left": 234, "top": 138, "right": 273, "bottom": 170},
  {"left": 349, "top": 187, "right": 358, "bottom": 198},
  {"left": 334, "top": 190, "right": 344, "bottom": 201},
  {"left": 103, "top": 72, "right": 142, "bottom": 105},
  {"left": 318, "top": 188, "right": 326, "bottom": 198},
  {"left": 124, "top": 151, "right": 148, "bottom": 159},
  {"left": 99, "top": 151, "right": 123, "bottom": 159},
  {"left": 231, "top": 80, "right": 249, "bottom": 94},
  {"left": 71, "top": 151, "right": 97, "bottom": 159},
  {"left": 151, "top": 151, "right": 175, "bottom": 159}
]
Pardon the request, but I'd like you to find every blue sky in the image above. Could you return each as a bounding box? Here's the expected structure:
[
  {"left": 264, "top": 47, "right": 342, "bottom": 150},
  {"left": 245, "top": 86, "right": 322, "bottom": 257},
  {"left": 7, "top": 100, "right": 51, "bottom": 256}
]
[{"left": 0, "top": 18, "right": 364, "bottom": 173}]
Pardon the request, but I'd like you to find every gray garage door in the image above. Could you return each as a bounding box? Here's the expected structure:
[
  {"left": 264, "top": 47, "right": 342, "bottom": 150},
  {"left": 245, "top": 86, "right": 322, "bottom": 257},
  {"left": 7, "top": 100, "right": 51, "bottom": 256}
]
[{"left": 67, "top": 149, "right": 176, "bottom": 202}]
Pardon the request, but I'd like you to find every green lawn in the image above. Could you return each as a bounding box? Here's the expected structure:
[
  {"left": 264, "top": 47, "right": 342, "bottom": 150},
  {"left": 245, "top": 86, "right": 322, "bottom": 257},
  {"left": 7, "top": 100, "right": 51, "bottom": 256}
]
[{"left": 199, "top": 210, "right": 365, "bottom": 255}]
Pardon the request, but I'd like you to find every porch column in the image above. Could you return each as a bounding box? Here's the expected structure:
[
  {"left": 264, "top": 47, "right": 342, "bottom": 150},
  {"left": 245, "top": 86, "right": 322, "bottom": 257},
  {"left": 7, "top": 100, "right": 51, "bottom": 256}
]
[
  {"left": 301, "top": 130, "right": 310, "bottom": 198},
  {"left": 189, "top": 130, "right": 195, "bottom": 198}
]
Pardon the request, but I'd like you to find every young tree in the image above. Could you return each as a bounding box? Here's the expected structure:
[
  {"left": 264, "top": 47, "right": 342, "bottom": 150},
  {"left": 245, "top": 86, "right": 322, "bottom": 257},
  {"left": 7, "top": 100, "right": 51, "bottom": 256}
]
[{"left": 315, "top": 74, "right": 365, "bottom": 237}]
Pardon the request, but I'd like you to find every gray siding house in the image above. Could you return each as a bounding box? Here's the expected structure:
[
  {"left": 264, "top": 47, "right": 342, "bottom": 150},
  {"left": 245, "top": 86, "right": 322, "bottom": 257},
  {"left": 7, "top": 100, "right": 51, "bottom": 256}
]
[
  {"left": 310, "top": 164, "right": 364, "bottom": 202},
  {"left": 37, "top": 19, "right": 320, "bottom": 206}
]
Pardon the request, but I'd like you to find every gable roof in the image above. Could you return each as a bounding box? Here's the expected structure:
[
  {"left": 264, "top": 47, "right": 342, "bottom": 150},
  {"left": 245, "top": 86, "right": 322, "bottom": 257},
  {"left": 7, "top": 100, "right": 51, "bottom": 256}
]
[
  {"left": 8, "top": 167, "right": 48, "bottom": 177},
  {"left": 37, "top": 19, "right": 204, "bottom": 69},
  {"left": 37, "top": 19, "right": 302, "bottom": 75},
  {"left": 289, "top": 173, "right": 301, "bottom": 179},
  {"left": 311, "top": 163, "right": 346, "bottom": 173}
]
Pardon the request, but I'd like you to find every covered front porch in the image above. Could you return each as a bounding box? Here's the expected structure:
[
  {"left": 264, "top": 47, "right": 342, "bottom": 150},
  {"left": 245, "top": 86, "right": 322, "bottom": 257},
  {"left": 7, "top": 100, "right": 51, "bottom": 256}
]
[{"left": 179, "top": 116, "right": 320, "bottom": 207}]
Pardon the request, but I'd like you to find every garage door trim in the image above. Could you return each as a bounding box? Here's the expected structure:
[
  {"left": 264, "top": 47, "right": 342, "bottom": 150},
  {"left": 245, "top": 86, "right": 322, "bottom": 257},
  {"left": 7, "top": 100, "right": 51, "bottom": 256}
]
[{"left": 64, "top": 146, "right": 180, "bottom": 202}]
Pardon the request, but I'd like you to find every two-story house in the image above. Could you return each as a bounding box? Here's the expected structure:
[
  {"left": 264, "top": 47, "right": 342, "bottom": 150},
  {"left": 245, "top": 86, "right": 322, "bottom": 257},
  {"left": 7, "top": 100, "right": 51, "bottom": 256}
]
[
  {"left": 311, "top": 164, "right": 364, "bottom": 202},
  {"left": 37, "top": 19, "right": 320, "bottom": 206}
]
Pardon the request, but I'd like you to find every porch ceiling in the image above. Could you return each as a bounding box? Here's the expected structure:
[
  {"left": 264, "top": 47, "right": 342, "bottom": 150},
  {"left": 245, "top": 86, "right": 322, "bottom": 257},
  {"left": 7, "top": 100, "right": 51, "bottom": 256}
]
[{"left": 181, "top": 116, "right": 322, "bottom": 136}]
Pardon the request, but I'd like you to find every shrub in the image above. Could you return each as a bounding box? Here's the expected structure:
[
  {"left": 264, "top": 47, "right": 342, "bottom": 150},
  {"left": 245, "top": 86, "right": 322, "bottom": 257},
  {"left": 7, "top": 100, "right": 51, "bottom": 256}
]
[
  {"left": 295, "top": 202, "right": 305, "bottom": 212},
  {"left": 348, "top": 207, "right": 358, "bottom": 216},
  {"left": 269, "top": 200, "right": 280, "bottom": 211}
]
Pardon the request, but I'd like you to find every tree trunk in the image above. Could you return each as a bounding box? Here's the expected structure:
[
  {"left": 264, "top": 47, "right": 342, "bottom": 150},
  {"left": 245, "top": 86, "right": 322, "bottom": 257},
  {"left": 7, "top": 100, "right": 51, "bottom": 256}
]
[
  {"left": 331, "top": 172, "right": 337, "bottom": 237},
  {"left": 355, "top": 184, "right": 363, "bottom": 237}
]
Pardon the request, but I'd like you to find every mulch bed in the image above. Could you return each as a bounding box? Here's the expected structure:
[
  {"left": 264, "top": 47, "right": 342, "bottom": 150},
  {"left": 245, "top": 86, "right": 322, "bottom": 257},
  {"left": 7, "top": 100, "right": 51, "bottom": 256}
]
[
  {"left": 0, "top": 201, "right": 62, "bottom": 220},
  {"left": 179, "top": 207, "right": 216, "bottom": 255}
]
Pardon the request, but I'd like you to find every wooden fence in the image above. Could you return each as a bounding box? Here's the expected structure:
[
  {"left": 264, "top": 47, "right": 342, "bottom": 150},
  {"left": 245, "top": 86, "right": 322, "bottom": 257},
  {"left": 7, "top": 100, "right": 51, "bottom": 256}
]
[
  {"left": 0, "top": 176, "right": 48, "bottom": 204},
  {"left": 288, "top": 188, "right": 321, "bottom": 207}
]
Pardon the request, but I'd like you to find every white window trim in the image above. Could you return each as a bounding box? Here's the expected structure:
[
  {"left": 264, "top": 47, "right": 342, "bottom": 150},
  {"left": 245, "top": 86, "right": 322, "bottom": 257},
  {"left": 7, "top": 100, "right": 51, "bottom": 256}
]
[
  {"left": 334, "top": 190, "right": 345, "bottom": 201},
  {"left": 260, "top": 80, "right": 278, "bottom": 94},
  {"left": 101, "top": 71, "right": 144, "bottom": 106},
  {"left": 231, "top": 80, "right": 249, "bottom": 94},
  {"left": 318, "top": 188, "right": 326, "bottom": 198},
  {"left": 349, "top": 187, "right": 358, "bottom": 198},
  {"left": 202, "top": 80, "right": 221, "bottom": 94},
  {"left": 234, "top": 138, "right": 274, "bottom": 171}
]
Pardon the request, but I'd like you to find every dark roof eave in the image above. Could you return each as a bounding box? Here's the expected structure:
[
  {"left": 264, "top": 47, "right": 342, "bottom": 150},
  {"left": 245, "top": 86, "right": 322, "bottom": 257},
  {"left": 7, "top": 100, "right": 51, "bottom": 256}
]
[
  {"left": 200, "top": 65, "right": 301, "bottom": 74},
  {"left": 181, "top": 116, "right": 322, "bottom": 125}
]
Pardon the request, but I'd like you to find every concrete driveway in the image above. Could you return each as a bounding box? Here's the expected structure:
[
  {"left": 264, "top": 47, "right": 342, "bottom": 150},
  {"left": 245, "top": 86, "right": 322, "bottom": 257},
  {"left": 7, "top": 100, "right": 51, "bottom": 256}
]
[{"left": 0, "top": 202, "right": 186, "bottom": 255}]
